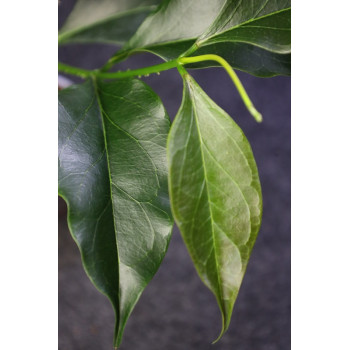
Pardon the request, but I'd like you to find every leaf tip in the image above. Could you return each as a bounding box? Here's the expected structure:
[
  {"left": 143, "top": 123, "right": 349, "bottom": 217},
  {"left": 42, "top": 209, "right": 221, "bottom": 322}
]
[
  {"left": 210, "top": 307, "right": 230, "bottom": 344},
  {"left": 211, "top": 322, "right": 227, "bottom": 344}
]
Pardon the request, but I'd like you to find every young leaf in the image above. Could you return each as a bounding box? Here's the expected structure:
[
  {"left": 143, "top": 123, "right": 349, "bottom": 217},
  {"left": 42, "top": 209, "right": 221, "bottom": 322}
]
[
  {"left": 117, "top": 0, "right": 290, "bottom": 77},
  {"left": 167, "top": 73, "right": 262, "bottom": 340},
  {"left": 58, "top": 78, "right": 173, "bottom": 347},
  {"left": 58, "top": 0, "right": 161, "bottom": 45}
]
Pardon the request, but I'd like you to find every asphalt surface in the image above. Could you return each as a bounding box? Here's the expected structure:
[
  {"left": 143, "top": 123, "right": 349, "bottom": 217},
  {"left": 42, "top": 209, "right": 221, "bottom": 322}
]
[{"left": 58, "top": 2, "right": 291, "bottom": 349}]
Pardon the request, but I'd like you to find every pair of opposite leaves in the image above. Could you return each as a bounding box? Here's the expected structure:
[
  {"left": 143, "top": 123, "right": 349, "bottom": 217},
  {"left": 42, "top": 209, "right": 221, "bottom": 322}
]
[{"left": 58, "top": 73, "right": 262, "bottom": 347}]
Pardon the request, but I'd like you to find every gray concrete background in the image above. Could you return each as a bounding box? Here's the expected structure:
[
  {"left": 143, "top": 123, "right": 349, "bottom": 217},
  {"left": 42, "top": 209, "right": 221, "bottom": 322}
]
[{"left": 59, "top": 1, "right": 291, "bottom": 349}]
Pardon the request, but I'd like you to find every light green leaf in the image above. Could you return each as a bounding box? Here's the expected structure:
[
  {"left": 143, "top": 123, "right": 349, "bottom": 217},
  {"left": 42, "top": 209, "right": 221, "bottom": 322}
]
[
  {"left": 118, "top": 0, "right": 290, "bottom": 77},
  {"left": 58, "top": 0, "right": 161, "bottom": 45},
  {"left": 167, "top": 73, "right": 262, "bottom": 340},
  {"left": 124, "top": 0, "right": 226, "bottom": 50},
  {"left": 58, "top": 78, "right": 173, "bottom": 347}
]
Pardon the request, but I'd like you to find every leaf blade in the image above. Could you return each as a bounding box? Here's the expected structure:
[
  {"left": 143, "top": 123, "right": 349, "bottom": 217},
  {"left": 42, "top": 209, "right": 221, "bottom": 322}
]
[
  {"left": 58, "top": 0, "right": 162, "bottom": 45},
  {"left": 198, "top": 0, "right": 291, "bottom": 53},
  {"left": 124, "top": 0, "right": 226, "bottom": 50},
  {"left": 58, "top": 78, "right": 173, "bottom": 347},
  {"left": 120, "top": 0, "right": 290, "bottom": 77},
  {"left": 167, "top": 73, "right": 262, "bottom": 339}
]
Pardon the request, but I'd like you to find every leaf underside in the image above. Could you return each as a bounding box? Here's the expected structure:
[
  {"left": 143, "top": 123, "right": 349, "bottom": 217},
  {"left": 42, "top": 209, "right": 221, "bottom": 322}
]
[
  {"left": 58, "top": 78, "right": 173, "bottom": 347},
  {"left": 167, "top": 73, "right": 262, "bottom": 340}
]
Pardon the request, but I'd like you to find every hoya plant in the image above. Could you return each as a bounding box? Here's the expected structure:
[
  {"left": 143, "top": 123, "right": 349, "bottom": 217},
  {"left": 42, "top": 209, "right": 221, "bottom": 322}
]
[{"left": 58, "top": 0, "right": 291, "bottom": 348}]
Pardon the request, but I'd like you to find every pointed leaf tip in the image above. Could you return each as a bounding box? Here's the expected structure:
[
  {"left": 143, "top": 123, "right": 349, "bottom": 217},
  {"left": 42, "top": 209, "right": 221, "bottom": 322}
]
[
  {"left": 58, "top": 78, "right": 173, "bottom": 347},
  {"left": 168, "top": 74, "right": 262, "bottom": 341}
]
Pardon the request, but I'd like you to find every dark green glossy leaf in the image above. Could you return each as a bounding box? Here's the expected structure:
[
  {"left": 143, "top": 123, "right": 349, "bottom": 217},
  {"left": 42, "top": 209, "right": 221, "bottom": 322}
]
[
  {"left": 120, "top": 0, "right": 290, "bottom": 77},
  {"left": 58, "top": 79, "right": 173, "bottom": 347},
  {"left": 198, "top": 0, "right": 291, "bottom": 53},
  {"left": 146, "top": 41, "right": 290, "bottom": 77},
  {"left": 189, "top": 42, "right": 291, "bottom": 77},
  {"left": 167, "top": 73, "right": 262, "bottom": 340},
  {"left": 58, "top": 0, "right": 161, "bottom": 45}
]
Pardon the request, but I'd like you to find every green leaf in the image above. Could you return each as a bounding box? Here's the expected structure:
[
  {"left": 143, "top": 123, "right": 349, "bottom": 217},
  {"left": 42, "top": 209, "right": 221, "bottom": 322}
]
[
  {"left": 167, "top": 73, "right": 262, "bottom": 340},
  {"left": 58, "top": 0, "right": 161, "bottom": 45},
  {"left": 197, "top": 1, "right": 291, "bottom": 53},
  {"left": 124, "top": 0, "right": 226, "bottom": 50},
  {"left": 119, "top": 0, "right": 290, "bottom": 77},
  {"left": 189, "top": 42, "right": 291, "bottom": 78},
  {"left": 58, "top": 78, "right": 173, "bottom": 347}
]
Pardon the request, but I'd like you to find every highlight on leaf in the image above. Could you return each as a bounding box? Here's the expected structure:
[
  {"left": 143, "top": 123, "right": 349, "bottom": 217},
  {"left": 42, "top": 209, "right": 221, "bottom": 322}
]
[
  {"left": 58, "top": 0, "right": 290, "bottom": 346},
  {"left": 167, "top": 72, "right": 262, "bottom": 340}
]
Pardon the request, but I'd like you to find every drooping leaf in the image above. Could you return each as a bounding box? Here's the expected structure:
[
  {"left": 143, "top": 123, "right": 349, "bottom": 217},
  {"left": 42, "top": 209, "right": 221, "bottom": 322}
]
[
  {"left": 58, "top": 0, "right": 161, "bottom": 45},
  {"left": 116, "top": 0, "right": 290, "bottom": 77},
  {"left": 58, "top": 78, "right": 173, "bottom": 347},
  {"left": 167, "top": 73, "right": 262, "bottom": 340}
]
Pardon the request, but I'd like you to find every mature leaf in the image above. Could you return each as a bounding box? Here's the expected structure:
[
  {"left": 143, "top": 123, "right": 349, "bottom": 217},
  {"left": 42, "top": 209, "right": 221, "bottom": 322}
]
[
  {"left": 167, "top": 73, "right": 262, "bottom": 340},
  {"left": 124, "top": 0, "right": 226, "bottom": 50},
  {"left": 119, "top": 0, "right": 290, "bottom": 77},
  {"left": 58, "top": 78, "right": 173, "bottom": 347},
  {"left": 58, "top": 0, "right": 161, "bottom": 45},
  {"left": 147, "top": 41, "right": 290, "bottom": 77},
  {"left": 197, "top": 0, "right": 291, "bottom": 53},
  {"left": 189, "top": 42, "right": 291, "bottom": 77}
]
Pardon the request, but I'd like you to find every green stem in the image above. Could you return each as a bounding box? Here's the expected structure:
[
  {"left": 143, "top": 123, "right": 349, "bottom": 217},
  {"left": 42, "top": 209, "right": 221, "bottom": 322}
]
[
  {"left": 58, "top": 62, "right": 97, "bottom": 78},
  {"left": 178, "top": 55, "right": 262, "bottom": 122},
  {"left": 58, "top": 54, "right": 262, "bottom": 122},
  {"left": 58, "top": 60, "right": 179, "bottom": 79},
  {"left": 98, "top": 60, "right": 178, "bottom": 79},
  {"left": 100, "top": 50, "right": 131, "bottom": 72}
]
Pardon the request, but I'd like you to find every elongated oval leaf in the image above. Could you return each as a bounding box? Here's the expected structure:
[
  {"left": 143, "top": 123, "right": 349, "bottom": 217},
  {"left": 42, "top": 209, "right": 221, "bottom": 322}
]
[
  {"left": 118, "top": 0, "right": 290, "bottom": 77},
  {"left": 58, "top": 0, "right": 161, "bottom": 45},
  {"left": 58, "top": 78, "right": 173, "bottom": 348},
  {"left": 167, "top": 73, "right": 262, "bottom": 340}
]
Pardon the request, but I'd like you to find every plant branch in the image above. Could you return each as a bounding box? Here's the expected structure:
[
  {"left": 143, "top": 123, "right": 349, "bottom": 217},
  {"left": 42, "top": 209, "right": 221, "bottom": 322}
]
[
  {"left": 58, "top": 60, "right": 180, "bottom": 79},
  {"left": 58, "top": 62, "right": 97, "bottom": 78},
  {"left": 58, "top": 54, "right": 262, "bottom": 122},
  {"left": 98, "top": 60, "right": 179, "bottom": 79}
]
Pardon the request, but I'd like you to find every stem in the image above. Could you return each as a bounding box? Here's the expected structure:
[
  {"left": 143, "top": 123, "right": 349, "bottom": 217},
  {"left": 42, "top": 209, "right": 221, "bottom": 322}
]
[
  {"left": 176, "top": 64, "right": 188, "bottom": 77},
  {"left": 101, "top": 50, "right": 131, "bottom": 72},
  {"left": 58, "top": 60, "right": 179, "bottom": 79},
  {"left": 58, "top": 62, "right": 96, "bottom": 78},
  {"left": 58, "top": 54, "right": 262, "bottom": 122},
  {"left": 178, "top": 55, "right": 262, "bottom": 122},
  {"left": 98, "top": 60, "right": 178, "bottom": 79}
]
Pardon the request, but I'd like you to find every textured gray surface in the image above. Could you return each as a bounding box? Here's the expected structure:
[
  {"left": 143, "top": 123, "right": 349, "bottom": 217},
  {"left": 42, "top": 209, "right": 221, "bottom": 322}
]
[{"left": 58, "top": 1, "right": 290, "bottom": 349}]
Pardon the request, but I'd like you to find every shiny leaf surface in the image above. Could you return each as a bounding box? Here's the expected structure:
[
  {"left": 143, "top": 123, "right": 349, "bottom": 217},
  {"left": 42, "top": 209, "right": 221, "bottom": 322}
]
[
  {"left": 120, "top": 0, "right": 290, "bottom": 77},
  {"left": 58, "top": 0, "right": 161, "bottom": 45},
  {"left": 124, "top": 0, "right": 226, "bottom": 50},
  {"left": 167, "top": 73, "right": 262, "bottom": 340},
  {"left": 58, "top": 79, "right": 173, "bottom": 347},
  {"left": 198, "top": 0, "right": 291, "bottom": 53}
]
